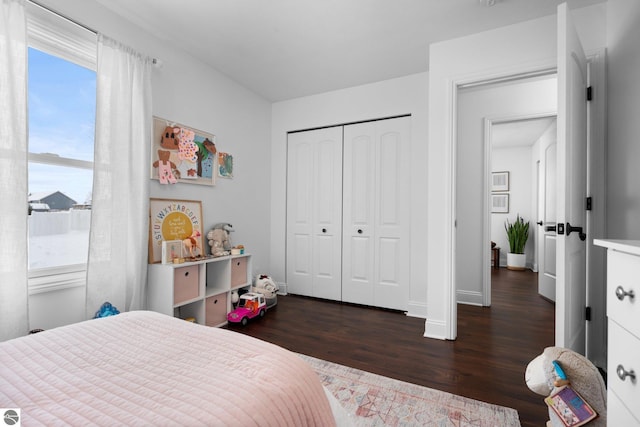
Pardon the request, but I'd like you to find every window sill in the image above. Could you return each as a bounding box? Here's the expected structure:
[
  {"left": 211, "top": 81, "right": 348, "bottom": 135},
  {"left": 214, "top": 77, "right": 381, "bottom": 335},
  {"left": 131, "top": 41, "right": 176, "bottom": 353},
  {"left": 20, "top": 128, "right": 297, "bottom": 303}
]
[{"left": 28, "top": 265, "right": 86, "bottom": 295}]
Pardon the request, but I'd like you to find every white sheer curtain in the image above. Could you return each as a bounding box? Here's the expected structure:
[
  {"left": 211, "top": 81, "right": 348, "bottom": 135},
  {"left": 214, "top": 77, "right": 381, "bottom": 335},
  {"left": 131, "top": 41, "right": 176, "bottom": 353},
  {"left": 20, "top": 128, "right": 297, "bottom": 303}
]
[
  {"left": 0, "top": 0, "right": 28, "bottom": 341},
  {"left": 86, "top": 34, "right": 152, "bottom": 318}
]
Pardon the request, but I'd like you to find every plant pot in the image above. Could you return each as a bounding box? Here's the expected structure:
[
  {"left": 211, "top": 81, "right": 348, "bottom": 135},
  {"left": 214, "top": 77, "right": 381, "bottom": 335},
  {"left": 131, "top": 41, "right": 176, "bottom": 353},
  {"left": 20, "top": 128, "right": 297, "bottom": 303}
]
[{"left": 506, "top": 253, "right": 526, "bottom": 271}]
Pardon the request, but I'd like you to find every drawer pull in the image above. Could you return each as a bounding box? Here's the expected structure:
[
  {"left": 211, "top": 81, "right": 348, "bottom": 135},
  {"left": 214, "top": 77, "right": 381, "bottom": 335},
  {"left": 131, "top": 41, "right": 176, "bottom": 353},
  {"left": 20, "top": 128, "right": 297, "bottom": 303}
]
[
  {"left": 615, "top": 285, "right": 635, "bottom": 301},
  {"left": 616, "top": 364, "right": 636, "bottom": 382}
]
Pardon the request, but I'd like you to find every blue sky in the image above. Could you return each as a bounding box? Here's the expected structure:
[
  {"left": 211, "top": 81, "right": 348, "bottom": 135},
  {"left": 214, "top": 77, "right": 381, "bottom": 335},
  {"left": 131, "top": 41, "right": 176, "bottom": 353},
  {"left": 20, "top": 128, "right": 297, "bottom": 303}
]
[{"left": 28, "top": 47, "right": 96, "bottom": 204}]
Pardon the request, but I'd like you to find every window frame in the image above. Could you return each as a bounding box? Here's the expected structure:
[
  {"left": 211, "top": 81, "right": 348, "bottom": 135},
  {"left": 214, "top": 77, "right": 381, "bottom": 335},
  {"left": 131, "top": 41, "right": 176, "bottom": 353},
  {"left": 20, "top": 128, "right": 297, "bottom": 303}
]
[{"left": 26, "top": 3, "right": 97, "bottom": 293}]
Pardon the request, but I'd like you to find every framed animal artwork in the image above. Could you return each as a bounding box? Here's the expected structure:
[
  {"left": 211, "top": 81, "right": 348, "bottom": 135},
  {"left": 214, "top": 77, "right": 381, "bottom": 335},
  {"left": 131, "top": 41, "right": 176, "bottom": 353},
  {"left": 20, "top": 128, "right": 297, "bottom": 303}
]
[
  {"left": 151, "top": 116, "right": 217, "bottom": 186},
  {"left": 148, "top": 198, "right": 204, "bottom": 263}
]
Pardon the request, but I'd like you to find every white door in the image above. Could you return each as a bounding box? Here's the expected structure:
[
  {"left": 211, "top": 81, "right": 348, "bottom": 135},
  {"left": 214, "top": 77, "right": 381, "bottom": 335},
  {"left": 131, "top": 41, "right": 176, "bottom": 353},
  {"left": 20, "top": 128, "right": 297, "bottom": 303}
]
[
  {"left": 556, "top": 3, "right": 588, "bottom": 353},
  {"left": 538, "top": 136, "right": 557, "bottom": 301},
  {"left": 342, "top": 117, "right": 411, "bottom": 310},
  {"left": 286, "top": 127, "right": 343, "bottom": 301}
]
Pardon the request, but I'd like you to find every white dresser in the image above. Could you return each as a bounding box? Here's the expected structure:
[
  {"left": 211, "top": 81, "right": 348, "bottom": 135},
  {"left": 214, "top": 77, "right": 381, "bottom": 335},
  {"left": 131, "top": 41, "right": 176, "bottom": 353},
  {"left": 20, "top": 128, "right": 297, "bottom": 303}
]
[{"left": 594, "top": 239, "right": 640, "bottom": 426}]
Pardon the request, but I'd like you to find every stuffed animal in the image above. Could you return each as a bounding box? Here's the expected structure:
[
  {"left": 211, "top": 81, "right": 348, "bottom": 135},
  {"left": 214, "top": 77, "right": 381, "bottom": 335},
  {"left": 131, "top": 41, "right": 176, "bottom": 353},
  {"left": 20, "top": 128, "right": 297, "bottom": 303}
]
[
  {"left": 253, "top": 274, "right": 278, "bottom": 299},
  {"left": 160, "top": 126, "right": 180, "bottom": 150},
  {"left": 153, "top": 149, "right": 177, "bottom": 184},
  {"left": 525, "top": 346, "right": 606, "bottom": 427},
  {"left": 207, "top": 223, "right": 233, "bottom": 257}
]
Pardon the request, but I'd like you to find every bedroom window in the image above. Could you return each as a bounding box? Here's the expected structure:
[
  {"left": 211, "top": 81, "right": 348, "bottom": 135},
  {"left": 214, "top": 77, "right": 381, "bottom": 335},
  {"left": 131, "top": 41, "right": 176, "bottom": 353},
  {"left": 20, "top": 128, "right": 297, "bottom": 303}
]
[{"left": 27, "top": 3, "right": 97, "bottom": 291}]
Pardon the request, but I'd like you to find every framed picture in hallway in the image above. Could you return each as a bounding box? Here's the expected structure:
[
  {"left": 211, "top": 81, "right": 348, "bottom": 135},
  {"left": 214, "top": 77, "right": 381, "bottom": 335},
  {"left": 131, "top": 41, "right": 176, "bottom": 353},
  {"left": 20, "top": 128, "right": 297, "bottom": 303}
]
[
  {"left": 491, "top": 193, "right": 509, "bottom": 213},
  {"left": 491, "top": 171, "right": 509, "bottom": 192}
]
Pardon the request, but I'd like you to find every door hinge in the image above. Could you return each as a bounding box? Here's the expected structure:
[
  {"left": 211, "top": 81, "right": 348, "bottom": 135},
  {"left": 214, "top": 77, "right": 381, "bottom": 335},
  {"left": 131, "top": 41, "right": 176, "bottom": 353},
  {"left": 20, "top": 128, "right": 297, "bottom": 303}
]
[
  {"left": 585, "top": 306, "right": 592, "bottom": 321},
  {"left": 586, "top": 197, "right": 592, "bottom": 211},
  {"left": 587, "top": 86, "right": 593, "bottom": 101}
]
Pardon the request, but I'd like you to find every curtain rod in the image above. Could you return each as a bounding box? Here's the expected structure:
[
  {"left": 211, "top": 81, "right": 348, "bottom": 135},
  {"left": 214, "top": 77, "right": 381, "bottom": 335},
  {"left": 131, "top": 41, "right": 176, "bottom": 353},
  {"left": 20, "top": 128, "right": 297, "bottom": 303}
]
[{"left": 27, "top": 0, "right": 159, "bottom": 65}]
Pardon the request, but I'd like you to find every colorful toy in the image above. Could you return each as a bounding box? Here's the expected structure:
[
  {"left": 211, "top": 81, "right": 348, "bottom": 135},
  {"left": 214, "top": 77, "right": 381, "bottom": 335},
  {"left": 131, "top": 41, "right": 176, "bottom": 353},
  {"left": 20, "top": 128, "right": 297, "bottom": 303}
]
[
  {"left": 525, "top": 346, "right": 606, "bottom": 427},
  {"left": 94, "top": 302, "right": 120, "bottom": 318},
  {"left": 227, "top": 292, "right": 267, "bottom": 326},
  {"left": 183, "top": 230, "right": 201, "bottom": 258}
]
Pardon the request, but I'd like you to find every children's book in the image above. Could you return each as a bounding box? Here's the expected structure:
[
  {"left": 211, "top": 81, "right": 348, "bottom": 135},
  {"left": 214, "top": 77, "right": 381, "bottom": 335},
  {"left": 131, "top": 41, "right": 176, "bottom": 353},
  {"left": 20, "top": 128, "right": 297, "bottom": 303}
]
[{"left": 544, "top": 385, "right": 598, "bottom": 427}]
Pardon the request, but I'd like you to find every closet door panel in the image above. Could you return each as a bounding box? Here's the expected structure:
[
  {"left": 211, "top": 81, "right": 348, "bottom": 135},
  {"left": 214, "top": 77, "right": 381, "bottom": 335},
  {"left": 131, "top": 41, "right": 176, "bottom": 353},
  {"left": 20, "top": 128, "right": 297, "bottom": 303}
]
[
  {"left": 342, "top": 123, "right": 376, "bottom": 305},
  {"left": 343, "top": 117, "right": 410, "bottom": 310},
  {"left": 286, "top": 135, "right": 314, "bottom": 296},
  {"left": 286, "top": 127, "right": 342, "bottom": 300},
  {"left": 375, "top": 117, "right": 410, "bottom": 310}
]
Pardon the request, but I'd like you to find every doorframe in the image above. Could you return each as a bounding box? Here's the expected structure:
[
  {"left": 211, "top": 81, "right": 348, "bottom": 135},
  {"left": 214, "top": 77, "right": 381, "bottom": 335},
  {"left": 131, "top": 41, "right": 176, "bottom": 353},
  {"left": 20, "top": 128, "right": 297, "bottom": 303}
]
[
  {"left": 444, "top": 51, "right": 606, "bottom": 359},
  {"left": 481, "top": 111, "right": 557, "bottom": 307}
]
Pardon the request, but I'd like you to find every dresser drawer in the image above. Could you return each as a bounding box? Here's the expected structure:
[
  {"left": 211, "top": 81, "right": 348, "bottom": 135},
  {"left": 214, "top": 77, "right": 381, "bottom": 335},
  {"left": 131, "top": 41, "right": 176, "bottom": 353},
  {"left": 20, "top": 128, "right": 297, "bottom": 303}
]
[
  {"left": 608, "top": 390, "right": 640, "bottom": 426},
  {"left": 608, "top": 320, "right": 640, "bottom": 421},
  {"left": 231, "top": 256, "right": 248, "bottom": 288},
  {"left": 607, "top": 251, "right": 639, "bottom": 338},
  {"left": 174, "top": 265, "right": 199, "bottom": 305}
]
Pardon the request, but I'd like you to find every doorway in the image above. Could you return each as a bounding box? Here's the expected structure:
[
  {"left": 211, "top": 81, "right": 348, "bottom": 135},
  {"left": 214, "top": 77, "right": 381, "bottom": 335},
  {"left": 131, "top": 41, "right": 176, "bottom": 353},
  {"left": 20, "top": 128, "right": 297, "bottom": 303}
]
[
  {"left": 490, "top": 116, "right": 558, "bottom": 301},
  {"left": 455, "top": 75, "right": 557, "bottom": 307}
]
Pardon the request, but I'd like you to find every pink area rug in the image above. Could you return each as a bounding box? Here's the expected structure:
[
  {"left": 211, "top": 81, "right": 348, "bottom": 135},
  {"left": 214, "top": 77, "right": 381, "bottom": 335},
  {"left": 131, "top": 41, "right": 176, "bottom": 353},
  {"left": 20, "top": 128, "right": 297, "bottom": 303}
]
[{"left": 299, "top": 354, "right": 521, "bottom": 427}]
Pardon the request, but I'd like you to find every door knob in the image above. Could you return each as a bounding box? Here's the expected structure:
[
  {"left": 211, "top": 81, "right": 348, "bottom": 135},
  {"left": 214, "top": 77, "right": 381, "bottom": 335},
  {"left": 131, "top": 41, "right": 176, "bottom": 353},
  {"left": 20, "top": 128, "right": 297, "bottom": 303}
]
[
  {"left": 565, "top": 222, "right": 586, "bottom": 241},
  {"left": 615, "top": 286, "right": 635, "bottom": 301},
  {"left": 536, "top": 221, "right": 543, "bottom": 226},
  {"left": 357, "top": 229, "right": 363, "bottom": 234},
  {"left": 616, "top": 364, "right": 636, "bottom": 381},
  {"left": 322, "top": 228, "right": 327, "bottom": 233},
  {"left": 545, "top": 225, "right": 557, "bottom": 232}
]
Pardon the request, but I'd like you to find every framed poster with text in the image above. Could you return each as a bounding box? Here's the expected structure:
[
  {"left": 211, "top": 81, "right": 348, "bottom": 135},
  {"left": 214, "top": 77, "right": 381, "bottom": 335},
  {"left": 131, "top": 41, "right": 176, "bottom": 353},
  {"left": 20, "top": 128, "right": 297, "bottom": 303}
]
[{"left": 148, "top": 198, "right": 204, "bottom": 263}]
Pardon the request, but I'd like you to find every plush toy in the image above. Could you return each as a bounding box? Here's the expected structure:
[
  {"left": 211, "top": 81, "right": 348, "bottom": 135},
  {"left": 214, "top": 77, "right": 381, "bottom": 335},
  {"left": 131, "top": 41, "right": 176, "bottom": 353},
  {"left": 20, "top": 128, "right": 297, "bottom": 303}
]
[
  {"left": 525, "top": 346, "right": 606, "bottom": 427},
  {"left": 182, "top": 230, "right": 201, "bottom": 258},
  {"left": 253, "top": 274, "right": 278, "bottom": 298},
  {"left": 94, "top": 302, "right": 120, "bottom": 318},
  {"left": 153, "top": 149, "right": 178, "bottom": 184},
  {"left": 207, "top": 223, "right": 233, "bottom": 257},
  {"left": 160, "top": 126, "right": 180, "bottom": 150}
]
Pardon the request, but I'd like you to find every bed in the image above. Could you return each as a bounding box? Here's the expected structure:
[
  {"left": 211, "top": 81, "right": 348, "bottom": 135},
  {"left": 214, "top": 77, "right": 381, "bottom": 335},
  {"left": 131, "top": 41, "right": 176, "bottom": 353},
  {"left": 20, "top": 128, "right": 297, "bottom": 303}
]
[{"left": 0, "top": 311, "right": 350, "bottom": 426}]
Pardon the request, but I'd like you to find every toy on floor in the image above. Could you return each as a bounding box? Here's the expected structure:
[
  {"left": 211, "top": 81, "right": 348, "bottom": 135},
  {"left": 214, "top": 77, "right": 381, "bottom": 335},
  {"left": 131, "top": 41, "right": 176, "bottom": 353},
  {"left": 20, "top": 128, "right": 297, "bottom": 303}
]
[
  {"left": 252, "top": 274, "right": 279, "bottom": 308},
  {"left": 94, "top": 302, "right": 120, "bottom": 318},
  {"left": 227, "top": 292, "right": 267, "bottom": 326},
  {"left": 525, "top": 346, "right": 606, "bottom": 427}
]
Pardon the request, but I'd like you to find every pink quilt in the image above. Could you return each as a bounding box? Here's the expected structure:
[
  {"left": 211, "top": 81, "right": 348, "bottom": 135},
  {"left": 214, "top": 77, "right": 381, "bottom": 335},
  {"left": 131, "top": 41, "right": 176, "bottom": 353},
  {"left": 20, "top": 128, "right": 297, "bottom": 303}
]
[{"left": 0, "top": 311, "right": 336, "bottom": 426}]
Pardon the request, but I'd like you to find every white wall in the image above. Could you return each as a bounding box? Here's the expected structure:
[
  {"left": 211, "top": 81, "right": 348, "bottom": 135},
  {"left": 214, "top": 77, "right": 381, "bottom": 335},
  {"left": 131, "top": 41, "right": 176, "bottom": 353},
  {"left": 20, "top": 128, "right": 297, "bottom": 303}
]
[
  {"left": 426, "top": 5, "right": 606, "bottom": 339},
  {"left": 30, "top": 0, "right": 272, "bottom": 330},
  {"left": 491, "top": 146, "right": 535, "bottom": 266},
  {"left": 606, "top": 0, "right": 640, "bottom": 239},
  {"left": 270, "top": 73, "right": 429, "bottom": 317}
]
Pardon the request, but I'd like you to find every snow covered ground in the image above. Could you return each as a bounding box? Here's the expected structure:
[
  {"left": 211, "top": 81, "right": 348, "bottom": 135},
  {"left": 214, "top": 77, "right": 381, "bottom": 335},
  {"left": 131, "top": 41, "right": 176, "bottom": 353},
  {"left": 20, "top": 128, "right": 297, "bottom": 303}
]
[
  {"left": 29, "top": 231, "right": 89, "bottom": 270},
  {"left": 28, "top": 211, "right": 91, "bottom": 270}
]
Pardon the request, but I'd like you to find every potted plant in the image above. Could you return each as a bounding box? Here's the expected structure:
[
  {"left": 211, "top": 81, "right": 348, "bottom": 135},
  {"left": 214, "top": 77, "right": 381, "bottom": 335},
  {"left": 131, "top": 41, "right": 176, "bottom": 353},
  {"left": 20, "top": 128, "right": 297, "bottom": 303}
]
[{"left": 504, "top": 214, "right": 529, "bottom": 270}]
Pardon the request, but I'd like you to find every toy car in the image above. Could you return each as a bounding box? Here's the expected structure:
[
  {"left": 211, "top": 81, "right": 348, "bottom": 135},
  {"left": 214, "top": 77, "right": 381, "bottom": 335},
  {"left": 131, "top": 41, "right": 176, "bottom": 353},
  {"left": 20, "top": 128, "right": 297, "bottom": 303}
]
[{"left": 227, "top": 292, "right": 267, "bottom": 326}]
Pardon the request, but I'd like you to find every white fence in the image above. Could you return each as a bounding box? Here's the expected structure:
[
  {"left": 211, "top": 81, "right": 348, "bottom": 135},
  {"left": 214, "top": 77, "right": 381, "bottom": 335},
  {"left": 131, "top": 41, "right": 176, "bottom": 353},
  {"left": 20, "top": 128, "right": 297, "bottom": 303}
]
[{"left": 28, "top": 210, "right": 92, "bottom": 237}]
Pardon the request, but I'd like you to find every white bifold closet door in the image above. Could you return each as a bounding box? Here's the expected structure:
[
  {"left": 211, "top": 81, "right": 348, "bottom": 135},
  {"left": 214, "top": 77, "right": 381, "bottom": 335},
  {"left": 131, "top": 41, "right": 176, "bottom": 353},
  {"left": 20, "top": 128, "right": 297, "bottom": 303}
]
[
  {"left": 286, "top": 116, "right": 410, "bottom": 310},
  {"left": 342, "top": 117, "right": 410, "bottom": 310},
  {"left": 286, "top": 126, "right": 343, "bottom": 301}
]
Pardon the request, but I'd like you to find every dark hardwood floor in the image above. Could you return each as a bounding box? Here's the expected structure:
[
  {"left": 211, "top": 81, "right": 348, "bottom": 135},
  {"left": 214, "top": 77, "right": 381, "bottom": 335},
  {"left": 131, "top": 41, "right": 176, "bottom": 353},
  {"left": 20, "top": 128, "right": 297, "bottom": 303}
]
[{"left": 226, "top": 268, "right": 554, "bottom": 427}]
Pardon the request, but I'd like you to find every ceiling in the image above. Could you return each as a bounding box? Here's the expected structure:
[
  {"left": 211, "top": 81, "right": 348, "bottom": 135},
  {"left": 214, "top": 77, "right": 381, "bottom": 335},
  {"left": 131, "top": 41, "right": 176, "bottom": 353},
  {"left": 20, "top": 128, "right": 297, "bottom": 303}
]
[
  {"left": 492, "top": 116, "right": 556, "bottom": 148},
  {"left": 93, "top": 0, "right": 605, "bottom": 102}
]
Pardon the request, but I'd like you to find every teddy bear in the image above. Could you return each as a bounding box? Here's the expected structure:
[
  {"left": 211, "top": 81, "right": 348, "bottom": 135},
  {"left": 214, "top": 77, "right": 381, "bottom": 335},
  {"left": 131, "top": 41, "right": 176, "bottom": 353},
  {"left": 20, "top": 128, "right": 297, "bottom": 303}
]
[
  {"left": 160, "top": 126, "right": 180, "bottom": 150},
  {"left": 525, "top": 346, "right": 606, "bottom": 427},
  {"left": 153, "top": 149, "right": 177, "bottom": 184}
]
